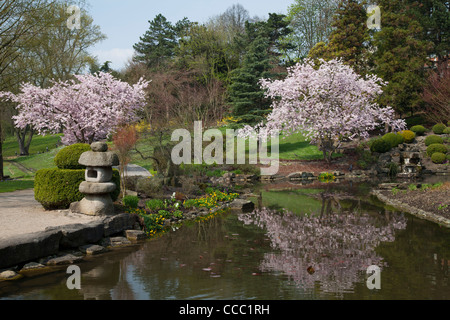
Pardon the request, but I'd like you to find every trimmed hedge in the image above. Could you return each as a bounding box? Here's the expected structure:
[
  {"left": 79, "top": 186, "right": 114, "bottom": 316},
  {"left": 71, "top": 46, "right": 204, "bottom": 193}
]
[
  {"left": 444, "top": 127, "right": 450, "bottom": 134},
  {"left": 54, "top": 143, "right": 91, "bottom": 169},
  {"left": 431, "top": 152, "right": 446, "bottom": 164},
  {"left": 382, "top": 132, "right": 404, "bottom": 148},
  {"left": 398, "top": 130, "right": 415, "bottom": 143},
  {"left": 370, "top": 138, "right": 391, "bottom": 153},
  {"left": 34, "top": 168, "right": 120, "bottom": 210},
  {"left": 410, "top": 125, "right": 426, "bottom": 136},
  {"left": 426, "top": 144, "right": 448, "bottom": 157},
  {"left": 424, "top": 135, "right": 444, "bottom": 146},
  {"left": 432, "top": 123, "right": 446, "bottom": 134}
]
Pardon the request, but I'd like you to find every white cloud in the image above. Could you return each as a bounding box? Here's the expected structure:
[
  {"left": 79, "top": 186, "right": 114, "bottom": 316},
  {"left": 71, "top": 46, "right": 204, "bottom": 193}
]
[{"left": 92, "top": 48, "right": 134, "bottom": 70}]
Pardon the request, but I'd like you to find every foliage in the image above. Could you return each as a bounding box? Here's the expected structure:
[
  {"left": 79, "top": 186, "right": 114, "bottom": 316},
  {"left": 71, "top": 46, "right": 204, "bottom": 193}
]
[
  {"left": 308, "top": 0, "right": 370, "bottom": 74},
  {"left": 0, "top": 72, "right": 149, "bottom": 145},
  {"left": 145, "top": 199, "right": 166, "bottom": 211},
  {"left": 183, "top": 189, "right": 239, "bottom": 210},
  {"left": 34, "top": 168, "right": 85, "bottom": 210},
  {"left": 422, "top": 68, "right": 450, "bottom": 125},
  {"left": 370, "top": 138, "right": 391, "bottom": 154},
  {"left": 372, "top": 0, "right": 433, "bottom": 115},
  {"left": 424, "top": 135, "right": 444, "bottom": 146},
  {"left": 133, "top": 14, "right": 191, "bottom": 68},
  {"left": 229, "top": 36, "right": 272, "bottom": 123},
  {"left": 284, "top": 0, "right": 339, "bottom": 60},
  {"left": 387, "top": 162, "right": 399, "bottom": 178},
  {"left": 238, "top": 59, "right": 405, "bottom": 162},
  {"left": 431, "top": 152, "right": 446, "bottom": 164},
  {"left": 112, "top": 125, "right": 138, "bottom": 196},
  {"left": 444, "top": 127, "right": 450, "bottom": 134},
  {"left": 53, "top": 143, "right": 90, "bottom": 169},
  {"left": 432, "top": 123, "right": 447, "bottom": 135},
  {"left": 123, "top": 195, "right": 140, "bottom": 209},
  {"left": 382, "top": 132, "right": 404, "bottom": 148},
  {"left": 318, "top": 172, "right": 336, "bottom": 182},
  {"left": 426, "top": 144, "right": 448, "bottom": 157},
  {"left": 398, "top": 130, "right": 416, "bottom": 143},
  {"left": 410, "top": 125, "right": 427, "bottom": 136},
  {"left": 34, "top": 168, "right": 120, "bottom": 210}
]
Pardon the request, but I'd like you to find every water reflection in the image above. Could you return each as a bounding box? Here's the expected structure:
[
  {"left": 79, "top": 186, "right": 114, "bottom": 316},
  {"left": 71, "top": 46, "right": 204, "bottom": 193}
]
[
  {"left": 239, "top": 203, "right": 407, "bottom": 295},
  {"left": 1, "top": 184, "right": 449, "bottom": 300}
]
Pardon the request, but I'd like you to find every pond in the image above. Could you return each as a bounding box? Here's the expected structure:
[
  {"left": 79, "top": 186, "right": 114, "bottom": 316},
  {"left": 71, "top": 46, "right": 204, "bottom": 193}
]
[{"left": 1, "top": 182, "right": 449, "bottom": 300}]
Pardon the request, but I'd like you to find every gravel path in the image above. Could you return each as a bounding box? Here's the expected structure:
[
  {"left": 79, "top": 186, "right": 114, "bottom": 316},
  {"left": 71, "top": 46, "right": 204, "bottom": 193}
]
[{"left": 0, "top": 189, "right": 102, "bottom": 241}]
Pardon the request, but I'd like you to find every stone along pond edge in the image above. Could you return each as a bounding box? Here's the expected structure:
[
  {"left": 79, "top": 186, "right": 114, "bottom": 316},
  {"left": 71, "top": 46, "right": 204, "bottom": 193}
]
[
  {"left": 0, "top": 197, "right": 255, "bottom": 282},
  {"left": 370, "top": 189, "right": 450, "bottom": 228}
]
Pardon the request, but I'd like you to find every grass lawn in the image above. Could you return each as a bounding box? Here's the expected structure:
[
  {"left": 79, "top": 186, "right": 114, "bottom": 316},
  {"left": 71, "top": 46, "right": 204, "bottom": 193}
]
[
  {"left": 0, "top": 179, "right": 34, "bottom": 193},
  {"left": 2, "top": 134, "right": 62, "bottom": 158}
]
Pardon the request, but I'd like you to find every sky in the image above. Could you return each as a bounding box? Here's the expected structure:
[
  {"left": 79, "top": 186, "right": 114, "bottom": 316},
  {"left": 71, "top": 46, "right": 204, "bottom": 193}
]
[{"left": 86, "top": 0, "right": 294, "bottom": 70}]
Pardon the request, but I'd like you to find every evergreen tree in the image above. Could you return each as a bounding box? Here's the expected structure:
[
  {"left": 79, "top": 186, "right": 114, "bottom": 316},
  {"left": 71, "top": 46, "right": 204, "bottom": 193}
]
[
  {"left": 411, "top": 0, "right": 449, "bottom": 71},
  {"left": 133, "top": 14, "right": 190, "bottom": 68},
  {"left": 229, "top": 36, "right": 272, "bottom": 123},
  {"left": 372, "top": 0, "right": 433, "bottom": 116},
  {"left": 308, "top": 0, "right": 370, "bottom": 74}
]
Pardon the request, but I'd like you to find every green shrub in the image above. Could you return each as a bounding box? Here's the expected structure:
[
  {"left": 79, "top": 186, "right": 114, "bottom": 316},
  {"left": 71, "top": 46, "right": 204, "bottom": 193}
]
[
  {"left": 146, "top": 199, "right": 165, "bottom": 211},
  {"left": 432, "top": 123, "right": 446, "bottom": 134},
  {"left": 123, "top": 195, "right": 139, "bottom": 209},
  {"left": 398, "top": 130, "right": 416, "bottom": 143},
  {"left": 34, "top": 168, "right": 120, "bottom": 210},
  {"left": 183, "top": 199, "right": 198, "bottom": 209},
  {"left": 424, "top": 135, "right": 444, "bottom": 146},
  {"left": 410, "top": 125, "right": 426, "bottom": 136},
  {"left": 431, "top": 152, "right": 446, "bottom": 164},
  {"left": 54, "top": 143, "right": 91, "bottom": 169},
  {"left": 382, "top": 132, "right": 404, "bottom": 148},
  {"left": 370, "top": 138, "right": 391, "bottom": 153},
  {"left": 426, "top": 144, "right": 448, "bottom": 157},
  {"left": 444, "top": 127, "right": 450, "bottom": 134}
]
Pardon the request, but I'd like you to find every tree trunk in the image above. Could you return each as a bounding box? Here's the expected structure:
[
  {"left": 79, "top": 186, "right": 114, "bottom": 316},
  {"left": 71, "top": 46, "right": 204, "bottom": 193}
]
[{"left": 16, "top": 125, "right": 34, "bottom": 156}]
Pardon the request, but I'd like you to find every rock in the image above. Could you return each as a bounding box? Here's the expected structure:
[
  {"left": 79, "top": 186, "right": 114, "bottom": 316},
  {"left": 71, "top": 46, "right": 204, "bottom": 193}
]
[
  {"left": 0, "top": 270, "right": 23, "bottom": 281},
  {"left": 229, "top": 199, "right": 255, "bottom": 212},
  {"left": 79, "top": 151, "right": 119, "bottom": 167},
  {"left": 19, "top": 262, "right": 50, "bottom": 277},
  {"left": 21, "top": 262, "right": 46, "bottom": 270},
  {"left": 70, "top": 194, "right": 115, "bottom": 216},
  {"left": 45, "top": 254, "right": 83, "bottom": 266},
  {"left": 91, "top": 142, "right": 108, "bottom": 152},
  {"left": 125, "top": 230, "right": 147, "bottom": 241},
  {"left": 79, "top": 181, "right": 116, "bottom": 194},
  {"left": 102, "top": 237, "right": 132, "bottom": 248},
  {"left": 57, "top": 222, "right": 104, "bottom": 249},
  {"left": 102, "top": 213, "right": 138, "bottom": 237},
  {"left": 79, "top": 244, "right": 106, "bottom": 255},
  {"left": 0, "top": 229, "right": 62, "bottom": 269}
]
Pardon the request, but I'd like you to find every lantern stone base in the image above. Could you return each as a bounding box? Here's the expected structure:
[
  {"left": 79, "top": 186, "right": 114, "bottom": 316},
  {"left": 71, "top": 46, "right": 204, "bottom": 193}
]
[{"left": 70, "top": 194, "right": 115, "bottom": 216}]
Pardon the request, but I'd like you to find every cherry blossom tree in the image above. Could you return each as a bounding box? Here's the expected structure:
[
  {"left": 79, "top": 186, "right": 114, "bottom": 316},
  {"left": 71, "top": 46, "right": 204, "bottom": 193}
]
[
  {"left": 238, "top": 59, "right": 406, "bottom": 162},
  {"left": 0, "top": 72, "right": 149, "bottom": 145}
]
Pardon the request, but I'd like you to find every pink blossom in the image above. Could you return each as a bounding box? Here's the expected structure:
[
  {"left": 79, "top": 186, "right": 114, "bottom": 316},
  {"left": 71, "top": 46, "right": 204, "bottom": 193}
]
[
  {"left": 0, "top": 72, "right": 149, "bottom": 145},
  {"left": 238, "top": 59, "right": 406, "bottom": 161}
]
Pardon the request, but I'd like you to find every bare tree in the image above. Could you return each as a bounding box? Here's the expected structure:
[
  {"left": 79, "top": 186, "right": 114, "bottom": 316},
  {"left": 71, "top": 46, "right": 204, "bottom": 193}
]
[{"left": 283, "top": 0, "right": 340, "bottom": 60}]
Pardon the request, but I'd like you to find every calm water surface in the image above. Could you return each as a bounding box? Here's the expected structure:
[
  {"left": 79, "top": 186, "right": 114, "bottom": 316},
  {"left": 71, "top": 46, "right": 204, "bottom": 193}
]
[{"left": 1, "top": 182, "right": 449, "bottom": 300}]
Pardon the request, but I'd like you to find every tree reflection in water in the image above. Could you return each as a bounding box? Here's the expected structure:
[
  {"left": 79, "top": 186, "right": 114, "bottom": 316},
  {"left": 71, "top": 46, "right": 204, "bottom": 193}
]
[{"left": 238, "top": 194, "right": 407, "bottom": 295}]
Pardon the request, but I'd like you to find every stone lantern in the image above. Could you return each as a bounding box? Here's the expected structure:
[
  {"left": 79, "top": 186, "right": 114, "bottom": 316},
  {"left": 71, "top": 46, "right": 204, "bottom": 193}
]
[{"left": 70, "top": 142, "right": 119, "bottom": 216}]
